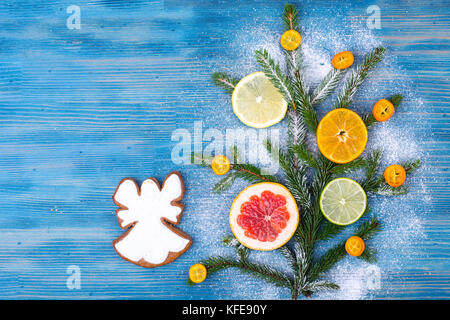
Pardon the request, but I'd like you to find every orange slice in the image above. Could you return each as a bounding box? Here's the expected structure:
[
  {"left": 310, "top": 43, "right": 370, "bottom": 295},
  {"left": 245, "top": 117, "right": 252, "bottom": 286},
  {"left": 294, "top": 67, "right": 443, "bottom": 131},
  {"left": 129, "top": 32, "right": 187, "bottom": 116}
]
[
  {"left": 345, "top": 236, "right": 365, "bottom": 256},
  {"left": 316, "top": 108, "right": 368, "bottom": 164},
  {"left": 280, "top": 30, "right": 302, "bottom": 51},
  {"left": 373, "top": 99, "right": 395, "bottom": 122},
  {"left": 384, "top": 164, "right": 406, "bottom": 187},
  {"left": 211, "top": 155, "right": 231, "bottom": 175},
  {"left": 189, "top": 263, "right": 207, "bottom": 283},
  {"left": 332, "top": 51, "right": 354, "bottom": 69}
]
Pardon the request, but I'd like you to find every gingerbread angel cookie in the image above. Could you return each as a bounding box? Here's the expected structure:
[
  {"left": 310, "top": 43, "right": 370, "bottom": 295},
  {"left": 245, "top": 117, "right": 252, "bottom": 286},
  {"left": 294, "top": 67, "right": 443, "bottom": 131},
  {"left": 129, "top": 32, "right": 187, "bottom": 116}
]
[{"left": 112, "top": 171, "right": 192, "bottom": 268}]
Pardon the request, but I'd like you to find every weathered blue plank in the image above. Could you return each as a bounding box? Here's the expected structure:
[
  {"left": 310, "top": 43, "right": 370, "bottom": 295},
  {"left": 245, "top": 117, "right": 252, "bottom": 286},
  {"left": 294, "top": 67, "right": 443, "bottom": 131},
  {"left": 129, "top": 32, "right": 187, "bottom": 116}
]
[{"left": 0, "top": 0, "right": 449, "bottom": 299}]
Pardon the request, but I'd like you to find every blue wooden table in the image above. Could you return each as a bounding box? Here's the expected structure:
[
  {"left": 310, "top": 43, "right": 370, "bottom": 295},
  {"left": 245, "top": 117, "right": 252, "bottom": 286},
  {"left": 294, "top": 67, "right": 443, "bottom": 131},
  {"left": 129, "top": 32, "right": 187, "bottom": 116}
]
[{"left": 0, "top": 0, "right": 449, "bottom": 299}]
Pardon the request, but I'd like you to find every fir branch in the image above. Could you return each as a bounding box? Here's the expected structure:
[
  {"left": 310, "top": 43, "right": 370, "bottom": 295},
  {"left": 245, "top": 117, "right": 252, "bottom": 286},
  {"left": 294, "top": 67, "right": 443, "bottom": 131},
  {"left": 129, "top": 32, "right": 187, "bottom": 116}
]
[
  {"left": 293, "top": 78, "right": 318, "bottom": 132},
  {"left": 191, "top": 152, "right": 213, "bottom": 167},
  {"left": 334, "top": 46, "right": 386, "bottom": 109},
  {"left": 287, "top": 109, "right": 307, "bottom": 146},
  {"left": 265, "top": 139, "right": 311, "bottom": 210},
  {"left": 330, "top": 158, "right": 366, "bottom": 175},
  {"left": 213, "top": 173, "right": 238, "bottom": 193},
  {"left": 308, "top": 242, "right": 346, "bottom": 282},
  {"left": 240, "top": 260, "right": 293, "bottom": 289},
  {"left": 279, "top": 246, "right": 299, "bottom": 271},
  {"left": 283, "top": 4, "right": 299, "bottom": 31},
  {"left": 363, "top": 114, "right": 377, "bottom": 129},
  {"left": 200, "top": 256, "right": 293, "bottom": 289},
  {"left": 255, "top": 49, "right": 296, "bottom": 108},
  {"left": 363, "top": 94, "right": 403, "bottom": 129},
  {"left": 361, "top": 149, "right": 382, "bottom": 190},
  {"left": 212, "top": 72, "right": 239, "bottom": 94},
  {"left": 292, "top": 144, "right": 319, "bottom": 169},
  {"left": 401, "top": 159, "right": 421, "bottom": 174},
  {"left": 311, "top": 68, "right": 346, "bottom": 106},
  {"left": 303, "top": 280, "right": 339, "bottom": 293},
  {"left": 317, "top": 206, "right": 371, "bottom": 241}
]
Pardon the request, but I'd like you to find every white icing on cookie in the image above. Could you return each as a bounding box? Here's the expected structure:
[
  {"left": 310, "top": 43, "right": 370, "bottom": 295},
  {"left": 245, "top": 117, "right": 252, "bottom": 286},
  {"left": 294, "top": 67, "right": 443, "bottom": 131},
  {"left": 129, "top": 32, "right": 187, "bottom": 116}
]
[{"left": 113, "top": 172, "right": 191, "bottom": 266}]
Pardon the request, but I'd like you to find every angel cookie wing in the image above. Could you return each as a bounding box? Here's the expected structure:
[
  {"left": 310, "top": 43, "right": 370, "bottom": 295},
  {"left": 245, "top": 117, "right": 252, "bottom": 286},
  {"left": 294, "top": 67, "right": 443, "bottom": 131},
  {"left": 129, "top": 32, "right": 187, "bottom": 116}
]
[{"left": 112, "top": 171, "right": 192, "bottom": 268}]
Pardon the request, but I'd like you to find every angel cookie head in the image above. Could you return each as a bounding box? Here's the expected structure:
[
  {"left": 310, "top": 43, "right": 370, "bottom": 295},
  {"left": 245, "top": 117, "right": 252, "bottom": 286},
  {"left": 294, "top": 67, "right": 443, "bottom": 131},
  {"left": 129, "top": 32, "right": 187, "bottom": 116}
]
[{"left": 112, "top": 171, "right": 192, "bottom": 268}]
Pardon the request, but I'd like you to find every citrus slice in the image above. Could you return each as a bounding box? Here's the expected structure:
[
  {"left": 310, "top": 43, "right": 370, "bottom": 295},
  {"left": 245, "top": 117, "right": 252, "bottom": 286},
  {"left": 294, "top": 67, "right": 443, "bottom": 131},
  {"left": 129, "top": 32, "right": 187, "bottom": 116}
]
[
  {"left": 316, "top": 108, "right": 368, "bottom": 164},
  {"left": 345, "top": 236, "right": 365, "bottom": 256},
  {"left": 232, "top": 72, "right": 288, "bottom": 128},
  {"left": 332, "top": 51, "right": 354, "bottom": 69},
  {"left": 384, "top": 164, "right": 406, "bottom": 187},
  {"left": 280, "top": 30, "right": 302, "bottom": 51},
  {"left": 373, "top": 99, "right": 395, "bottom": 122},
  {"left": 319, "top": 178, "right": 367, "bottom": 226},
  {"left": 189, "top": 263, "right": 207, "bottom": 283},
  {"left": 229, "top": 182, "right": 299, "bottom": 251},
  {"left": 211, "top": 155, "right": 231, "bottom": 175}
]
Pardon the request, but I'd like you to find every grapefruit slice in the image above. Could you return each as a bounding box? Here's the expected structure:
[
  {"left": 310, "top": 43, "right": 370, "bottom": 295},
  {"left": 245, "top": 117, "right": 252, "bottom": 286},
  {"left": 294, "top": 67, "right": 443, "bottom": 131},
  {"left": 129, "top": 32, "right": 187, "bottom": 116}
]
[{"left": 229, "top": 182, "right": 299, "bottom": 251}]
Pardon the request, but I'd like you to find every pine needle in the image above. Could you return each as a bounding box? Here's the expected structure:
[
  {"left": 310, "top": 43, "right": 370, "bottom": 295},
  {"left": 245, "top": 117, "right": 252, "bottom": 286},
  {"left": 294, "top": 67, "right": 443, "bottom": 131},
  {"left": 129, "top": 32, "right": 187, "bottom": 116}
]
[
  {"left": 255, "top": 49, "right": 296, "bottom": 108},
  {"left": 311, "top": 68, "right": 346, "bottom": 105},
  {"left": 334, "top": 46, "right": 386, "bottom": 109},
  {"left": 401, "top": 159, "right": 421, "bottom": 174}
]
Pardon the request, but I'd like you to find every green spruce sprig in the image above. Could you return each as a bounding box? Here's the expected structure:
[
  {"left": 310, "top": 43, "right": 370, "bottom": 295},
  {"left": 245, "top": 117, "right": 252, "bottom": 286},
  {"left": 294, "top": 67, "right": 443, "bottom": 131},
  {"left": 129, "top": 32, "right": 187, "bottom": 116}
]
[
  {"left": 311, "top": 68, "right": 346, "bottom": 105},
  {"left": 255, "top": 48, "right": 296, "bottom": 109},
  {"left": 364, "top": 94, "right": 404, "bottom": 128}
]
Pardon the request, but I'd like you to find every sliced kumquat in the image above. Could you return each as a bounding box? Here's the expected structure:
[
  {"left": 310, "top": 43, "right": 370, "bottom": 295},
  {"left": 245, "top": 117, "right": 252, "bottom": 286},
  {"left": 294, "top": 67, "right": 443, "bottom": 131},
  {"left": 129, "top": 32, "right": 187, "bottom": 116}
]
[
  {"left": 332, "top": 51, "right": 354, "bottom": 69},
  {"left": 384, "top": 164, "right": 406, "bottom": 187},
  {"left": 189, "top": 263, "right": 207, "bottom": 284},
  {"left": 211, "top": 155, "right": 231, "bottom": 176},
  {"left": 345, "top": 236, "right": 365, "bottom": 257},
  {"left": 280, "top": 30, "right": 302, "bottom": 51},
  {"left": 372, "top": 99, "right": 395, "bottom": 122}
]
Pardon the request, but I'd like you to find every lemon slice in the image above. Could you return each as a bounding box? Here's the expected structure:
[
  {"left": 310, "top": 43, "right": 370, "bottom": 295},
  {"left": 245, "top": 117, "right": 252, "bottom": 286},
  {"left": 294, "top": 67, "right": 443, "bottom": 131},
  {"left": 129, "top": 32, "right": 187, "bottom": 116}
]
[
  {"left": 232, "top": 72, "right": 288, "bottom": 128},
  {"left": 319, "top": 178, "right": 367, "bottom": 226}
]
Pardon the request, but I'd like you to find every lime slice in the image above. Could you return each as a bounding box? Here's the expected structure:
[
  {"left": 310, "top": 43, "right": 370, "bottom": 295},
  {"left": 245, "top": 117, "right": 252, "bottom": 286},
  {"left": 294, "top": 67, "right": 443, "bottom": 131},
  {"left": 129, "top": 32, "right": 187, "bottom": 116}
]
[
  {"left": 319, "top": 178, "right": 367, "bottom": 226},
  {"left": 232, "top": 72, "right": 288, "bottom": 128}
]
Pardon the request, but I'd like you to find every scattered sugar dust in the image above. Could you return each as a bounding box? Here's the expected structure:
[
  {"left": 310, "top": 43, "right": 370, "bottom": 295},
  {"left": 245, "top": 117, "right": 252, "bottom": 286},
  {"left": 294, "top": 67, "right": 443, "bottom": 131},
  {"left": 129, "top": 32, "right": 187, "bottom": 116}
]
[{"left": 195, "top": 11, "right": 431, "bottom": 300}]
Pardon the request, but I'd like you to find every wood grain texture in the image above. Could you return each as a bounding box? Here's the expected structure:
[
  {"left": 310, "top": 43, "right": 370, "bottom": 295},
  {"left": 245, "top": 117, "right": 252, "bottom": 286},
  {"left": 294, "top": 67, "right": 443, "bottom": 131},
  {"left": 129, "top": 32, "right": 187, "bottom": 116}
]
[{"left": 0, "top": 0, "right": 448, "bottom": 299}]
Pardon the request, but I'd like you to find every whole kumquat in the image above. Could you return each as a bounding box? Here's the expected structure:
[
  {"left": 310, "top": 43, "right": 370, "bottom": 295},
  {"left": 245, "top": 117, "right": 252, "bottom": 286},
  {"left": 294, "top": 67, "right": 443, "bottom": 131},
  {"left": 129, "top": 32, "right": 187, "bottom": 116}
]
[
  {"left": 211, "top": 155, "right": 231, "bottom": 176},
  {"left": 345, "top": 236, "right": 365, "bottom": 257},
  {"left": 373, "top": 99, "right": 395, "bottom": 122},
  {"left": 332, "top": 51, "right": 354, "bottom": 69},
  {"left": 384, "top": 164, "right": 406, "bottom": 187}
]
